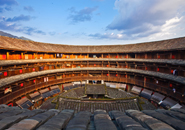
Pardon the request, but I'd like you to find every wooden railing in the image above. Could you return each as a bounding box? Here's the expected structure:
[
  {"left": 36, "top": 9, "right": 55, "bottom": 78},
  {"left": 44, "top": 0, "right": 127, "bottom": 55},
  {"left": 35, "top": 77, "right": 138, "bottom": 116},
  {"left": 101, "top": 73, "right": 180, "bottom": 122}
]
[
  {"left": 0, "top": 76, "right": 184, "bottom": 104},
  {"left": 1, "top": 58, "right": 184, "bottom": 80}
]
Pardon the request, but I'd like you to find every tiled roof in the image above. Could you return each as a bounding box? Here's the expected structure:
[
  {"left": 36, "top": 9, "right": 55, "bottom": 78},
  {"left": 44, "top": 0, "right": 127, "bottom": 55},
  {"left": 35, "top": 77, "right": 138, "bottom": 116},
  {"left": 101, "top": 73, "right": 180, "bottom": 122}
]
[
  {"left": 1, "top": 104, "right": 185, "bottom": 130},
  {"left": 0, "top": 36, "right": 185, "bottom": 53}
]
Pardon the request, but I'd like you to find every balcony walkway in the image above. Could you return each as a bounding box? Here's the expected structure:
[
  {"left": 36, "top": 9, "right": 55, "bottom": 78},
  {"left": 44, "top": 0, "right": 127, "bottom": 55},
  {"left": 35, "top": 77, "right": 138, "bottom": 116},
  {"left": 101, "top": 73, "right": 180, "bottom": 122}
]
[
  {"left": 0, "top": 58, "right": 185, "bottom": 66},
  {"left": 0, "top": 67, "right": 185, "bottom": 88}
]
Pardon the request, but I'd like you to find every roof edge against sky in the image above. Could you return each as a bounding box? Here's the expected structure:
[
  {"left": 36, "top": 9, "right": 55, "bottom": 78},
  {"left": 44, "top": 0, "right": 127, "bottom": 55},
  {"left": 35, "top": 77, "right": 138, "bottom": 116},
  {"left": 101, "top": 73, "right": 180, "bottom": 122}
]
[{"left": 0, "top": 35, "right": 185, "bottom": 53}]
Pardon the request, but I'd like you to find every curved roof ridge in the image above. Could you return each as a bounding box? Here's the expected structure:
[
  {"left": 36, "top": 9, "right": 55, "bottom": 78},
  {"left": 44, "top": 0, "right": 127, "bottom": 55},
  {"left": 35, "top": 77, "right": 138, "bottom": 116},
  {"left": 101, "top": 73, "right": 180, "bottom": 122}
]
[{"left": 0, "top": 36, "right": 185, "bottom": 53}]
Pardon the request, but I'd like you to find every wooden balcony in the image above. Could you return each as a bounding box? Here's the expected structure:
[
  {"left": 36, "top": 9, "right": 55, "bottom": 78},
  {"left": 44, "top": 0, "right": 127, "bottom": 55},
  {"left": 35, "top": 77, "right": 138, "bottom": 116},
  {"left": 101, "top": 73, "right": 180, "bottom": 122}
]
[{"left": 0, "top": 76, "right": 184, "bottom": 105}]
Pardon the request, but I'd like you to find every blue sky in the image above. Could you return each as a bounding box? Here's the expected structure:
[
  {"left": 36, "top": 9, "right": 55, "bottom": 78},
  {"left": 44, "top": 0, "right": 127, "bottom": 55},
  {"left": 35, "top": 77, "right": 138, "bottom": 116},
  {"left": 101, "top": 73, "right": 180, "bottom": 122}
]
[{"left": 0, "top": 0, "right": 185, "bottom": 45}]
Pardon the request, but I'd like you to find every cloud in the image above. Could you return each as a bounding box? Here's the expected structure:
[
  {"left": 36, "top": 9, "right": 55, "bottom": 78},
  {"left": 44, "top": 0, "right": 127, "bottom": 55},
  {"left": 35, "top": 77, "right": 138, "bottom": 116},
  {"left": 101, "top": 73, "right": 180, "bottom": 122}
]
[
  {"left": 49, "top": 32, "right": 56, "bottom": 36},
  {"left": 0, "top": 20, "right": 18, "bottom": 31},
  {"left": 89, "top": 33, "right": 128, "bottom": 40},
  {"left": 0, "top": 0, "right": 16, "bottom": 13},
  {"left": 0, "top": 0, "right": 18, "bottom": 6},
  {"left": 0, "top": 6, "right": 12, "bottom": 13},
  {"left": 162, "top": 17, "right": 183, "bottom": 31},
  {"left": 5, "top": 15, "right": 32, "bottom": 22},
  {"left": 23, "top": 27, "right": 46, "bottom": 35},
  {"left": 24, "top": 6, "right": 34, "bottom": 12},
  {"left": 0, "top": 21, "right": 46, "bottom": 35},
  {"left": 89, "top": 16, "right": 184, "bottom": 40},
  {"left": 68, "top": 6, "right": 98, "bottom": 23},
  {"left": 0, "top": 8, "right": 3, "bottom": 13},
  {"left": 149, "top": 16, "right": 185, "bottom": 40},
  {"left": 106, "top": 0, "right": 185, "bottom": 38},
  {"left": 0, "top": 16, "right": 45, "bottom": 35},
  {"left": 5, "top": 6, "right": 12, "bottom": 11},
  {"left": 0, "top": 0, "right": 17, "bottom": 13}
]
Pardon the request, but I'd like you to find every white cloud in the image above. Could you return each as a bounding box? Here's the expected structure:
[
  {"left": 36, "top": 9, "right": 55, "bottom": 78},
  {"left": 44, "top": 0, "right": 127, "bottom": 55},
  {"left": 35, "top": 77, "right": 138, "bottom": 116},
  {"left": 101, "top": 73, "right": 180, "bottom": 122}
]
[
  {"left": 89, "top": 32, "right": 126, "bottom": 40},
  {"left": 162, "top": 16, "right": 183, "bottom": 31},
  {"left": 148, "top": 16, "right": 184, "bottom": 40},
  {"left": 106, "top": 0, "right": 185, "bottom": 39},
  {"left": 68, "top": 6, "right": 98, "bottom": 24}
]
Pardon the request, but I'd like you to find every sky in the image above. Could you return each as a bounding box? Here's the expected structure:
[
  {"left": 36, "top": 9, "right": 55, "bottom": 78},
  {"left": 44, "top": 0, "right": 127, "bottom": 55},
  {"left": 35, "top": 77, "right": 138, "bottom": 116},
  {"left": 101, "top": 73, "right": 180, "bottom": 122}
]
[{"left": 0, "top": 0, "right": 185, "bottom": 45}]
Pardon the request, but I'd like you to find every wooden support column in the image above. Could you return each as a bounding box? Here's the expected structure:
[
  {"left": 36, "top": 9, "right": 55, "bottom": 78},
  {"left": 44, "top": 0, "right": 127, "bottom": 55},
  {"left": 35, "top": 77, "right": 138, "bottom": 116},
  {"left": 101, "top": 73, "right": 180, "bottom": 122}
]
[
  {"left": 58, "top": 84, "right": 63, "bottom": 91},
  {"left": 21, "top": 52, "right": 24, "bottom": 59},
  {"left": 135, "top": 54, "right": 137, "bottom": 58},
  {"left": 157, "top": 53, "right": 160, "bottom": 59},
  {"left": 145, "top": 53, "right": 147, "bottom": 59},
  {"left": 108, "top": 71, "right": 110, "bottom": 81},
  {"left": 63, "top": 73, "right": 65, "bottom": 79},
  {"left": 126, "top": 54, "right": 128, "bottom": 58},
  {"left": 134, "top": 64, "right": 137, "bottom": 69},
  {"left": 170, "top": 52, "right": 172, "bottom": 59},
  {"left": 127, "top": 84, "right": 132, "bottom": 92},
  {"left": 125, "top": 62, "right": 128, "bottom": 68},
  {"left": 116, "top": 62, "right": 119, "bottom": 68},
  {"left": 33, "top": 53, "right": 36, "bottom": 59},
  {"left": 156, "top": 66, "right": 159, "bottom": 72},
  {"left": 108, "top": 54, "right": 110, "bottom": 58},
  {"left": 44, "top": 53, "right": 46, "bottom": 59},
  {"left": 6, "top": 52, "right": 9, "bottom": 60},
  {"left": 71, "top": 61, "right": 73, "bottom": 68},
  {"left": 24, "top": 81, "right": 29, "bottom": 90},
  {"left": 80, "top": 61, "right": 82, "bottom": 68},
  {"left": 101, "top": 54, "right": 103, "bottom": 58},
  {"left": 80, "top": 71, "right": 83, "bottom": 81},
  {"left": 144, "top": 77, "right": 146, "bottom": 87}
]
